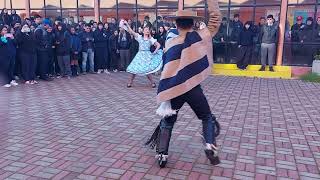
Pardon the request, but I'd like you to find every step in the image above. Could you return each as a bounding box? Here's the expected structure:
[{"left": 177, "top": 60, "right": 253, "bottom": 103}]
[
  {"left": 212, "top": 64, "right": 292, "bottom": 79},
  {"left": 213, "top": 64, "right": 291, "bottom": 72}
]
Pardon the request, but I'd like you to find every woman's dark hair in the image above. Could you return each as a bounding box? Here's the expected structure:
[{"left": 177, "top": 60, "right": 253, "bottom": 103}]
[
  {"left": 0, "top": 25, "right": 7, "bottom": 33},
  {"left": 143, "top": 25, "right": 150, "bottom": 30},
  {"left": 158, "top": 25, "right": 166, "bottom": 34},
  {"left": 176, "top": 18, "right": 194, "bottom": 30}
]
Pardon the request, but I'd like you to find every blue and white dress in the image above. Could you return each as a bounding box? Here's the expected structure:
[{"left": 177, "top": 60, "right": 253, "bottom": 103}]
[{"left": 126, "top": 35, "right": 163, "bottom": 75}]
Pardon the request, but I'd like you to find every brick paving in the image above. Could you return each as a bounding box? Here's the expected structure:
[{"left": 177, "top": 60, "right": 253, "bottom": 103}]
[{"left": 0, "top": 73, "right": 320, "bottom": 180}]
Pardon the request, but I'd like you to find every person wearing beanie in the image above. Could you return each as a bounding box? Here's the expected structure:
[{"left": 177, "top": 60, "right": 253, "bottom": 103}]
[
  {"left": 291, "top": 15, "right": 305, "bottom": 63},
  {"left": 69, "top": 26, "right": 82, "bottom": 76},
  {"left": 259, "top": 14, "right": 279, "bottom": 72},
  {"left": 34, "top": 18, "right": 53, "bottom": 81},
  {"left": 299, "top": 17, "right": 314, "bottom": 65}
]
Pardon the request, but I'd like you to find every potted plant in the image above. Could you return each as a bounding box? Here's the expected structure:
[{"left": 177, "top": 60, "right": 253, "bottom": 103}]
[{"left": 313, "top": 52, "right": 320, "bottom": 75}]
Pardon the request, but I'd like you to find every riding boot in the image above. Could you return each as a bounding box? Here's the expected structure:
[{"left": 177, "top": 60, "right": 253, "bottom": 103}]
[{"left": 156, "top": 119, "right": 173, "bottom": 168}]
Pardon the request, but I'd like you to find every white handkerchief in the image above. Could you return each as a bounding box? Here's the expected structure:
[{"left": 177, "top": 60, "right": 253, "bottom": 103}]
[{"left": 119, "top": 19, "right": 128, "bottom": 31}]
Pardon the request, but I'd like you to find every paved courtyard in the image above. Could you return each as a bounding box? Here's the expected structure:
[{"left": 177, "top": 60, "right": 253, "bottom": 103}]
[{"left": 0, "top": 73, "right": 320, "bottom": 180}]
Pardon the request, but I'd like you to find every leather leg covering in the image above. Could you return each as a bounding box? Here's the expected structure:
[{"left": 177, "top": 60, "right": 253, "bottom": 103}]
[{"left": 156, "top": 119, "right": 173, "bottom": 155}]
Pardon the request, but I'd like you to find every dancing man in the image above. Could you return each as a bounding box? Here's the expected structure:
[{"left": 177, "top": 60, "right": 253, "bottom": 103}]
[{"left": 146, "top": 0, "right": 222, "bottom": 168}]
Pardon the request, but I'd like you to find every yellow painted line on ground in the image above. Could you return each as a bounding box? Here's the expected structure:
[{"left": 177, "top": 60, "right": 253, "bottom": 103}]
[{"left": 211, "top": 64, "right": 292, "bottom": 79}]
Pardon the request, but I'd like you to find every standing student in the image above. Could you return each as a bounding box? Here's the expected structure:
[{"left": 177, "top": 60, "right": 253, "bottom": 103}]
[
  {"left": 70, "top": 26, "right": 82, "bottom": 76},
  {"left": 259, "top": 15, "right": 279, "bottom": 71},
  {"left": 0, "top": 26, "right": 17, "bottom": 88},
  {"left": 94, "top": 22, "right": 111, "bottom": 74},
  {"left": 80, "top": 24, "right": 95, "bottom": 74},
  {"left": 55, "top": 23, "right": 72, "bottom": 78},
  {"left": 16, "top": 24, "right": 38, "bottom": 84},
  {"left": 109, "top": 30, "right": 119, "bottom": 72},
  {"left": 237, "top": 21, "right": 255, "bottom": 70}
]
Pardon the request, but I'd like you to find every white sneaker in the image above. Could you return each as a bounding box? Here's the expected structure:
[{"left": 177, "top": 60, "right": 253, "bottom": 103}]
[
  {"left": 25, "top": 81, "right": 31, "bottom": 84},
  {"left": 10, "top": 80, "right": 18, "bottom": 86},
  {"left": 3, "top": 84, "right": 11, "bottom": 88},
  {"left": 97, "top": 69, "right": 102, "bottom": 74},
  {"left": 104, "top": 69, "right": 110, "bottom": 74},
  {"left": 32, "top": 80, "right": 38, "bottom": 84},
  {"left": 113, "top": 69, "right": 118, "bottom": 73}
]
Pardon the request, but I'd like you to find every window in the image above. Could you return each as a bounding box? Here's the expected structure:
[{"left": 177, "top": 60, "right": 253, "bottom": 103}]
[
  {"left": 45, "top": 0, "right": 61, "bottom": 9},
  {"left": 157, "top": 0, "right": 178, "bottom": 8},
  {"left": 118, "top": 8, "right": 136, "bottom": 20},
  {"left": 256, "top": 0, "right": 282, "bottom": 5},
  {"left": 212, "top": 7, "right": 228, "bottom": 64},
  {"left": 184, "top": 7, "right": 206, "bottom": 21},
  {"left": 254, "top": 6, "right": 280, "bottom": 24},
  {"left": 100, "top": 0, "right": 116, "bottom": 8},
  {"left": 11, "top": 0, "right": 26, "bottom": 9},
  {"left": 30, "top": 0, "right": 45, "bottom": 9},
  {"left": 227, "top": 7, "right": 253, "bottom": 63},
  {"left": 1, "top": 0, "right": 11, "bottom": 9},
  {"left": 45, "top": 9, "right": 62, "bottom": 19},
  {"left": 30, "top": 9, "right": 45, "bottom": 18},
  {"left": 288, "top": 0, "right": 315, "bottom": 4},
  {"left": 62, "top": 9, "right": 78, "bottom": 19},
  {"left": 137, "top": 0, "right": 155, "bottom": 8},
  {"left": 118, "top": 0, "right": 136, "bottom": 8},
  {"left": 157, "top": 8, "right": 177, "bottom": 29},
  {"left": 79, "top": 9, "right": 95, "bottom": 22},
  {"left": 231, "top": 0, "right": 254, "bottom": 5},
  {"left": 137, "top": 8, "right": 156, "bottom": 28},
  {"left": 283, "top": 4, "right": 316, "bottom": 66},
  {"left": 157, "top": 7, "right": 178, "bottom": 19},
  {"left": 61, "top": 0, "right": 77, "bottom": 8},
  {"left": 253, "top": 6, "right": 281, "bottom": 65},
  {"left": 78, "top": 0, "right": 94, "bottom": 8},
  {"left": 184, "top": 0, "right": 205, "bottom": 7},
  {"left": 100, "top": 9, "right": 117, "bottom": 23}
]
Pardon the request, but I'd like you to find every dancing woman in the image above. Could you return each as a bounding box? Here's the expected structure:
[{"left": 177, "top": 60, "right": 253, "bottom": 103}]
[
  {"left": 123, "top": 21, "right": 163, "bottom": 88},
  {"left": 145, "top": 0, "right": 222, "bottom": 168}
]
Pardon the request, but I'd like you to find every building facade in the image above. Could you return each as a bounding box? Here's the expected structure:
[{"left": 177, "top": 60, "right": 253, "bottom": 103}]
[{"left": 1, "top": 0, "right": 320, "bottom": 67}]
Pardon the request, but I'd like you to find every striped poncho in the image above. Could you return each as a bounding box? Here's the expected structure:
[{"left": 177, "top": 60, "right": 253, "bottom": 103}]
[{"left": 156, "top": 1, "right": 222, "bottom": 105}]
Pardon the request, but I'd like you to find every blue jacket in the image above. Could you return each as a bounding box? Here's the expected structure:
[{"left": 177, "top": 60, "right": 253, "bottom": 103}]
[{"left": 70, "top": 33, "right": 82, "bottom": 53}]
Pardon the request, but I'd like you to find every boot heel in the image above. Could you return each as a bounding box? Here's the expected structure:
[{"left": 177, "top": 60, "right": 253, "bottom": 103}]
[
  {"left": 205, "top": 149, "right": 220, "bottom": 166},
  {"left": 156, "top": 154, "right": 168, "bottom": 168}
]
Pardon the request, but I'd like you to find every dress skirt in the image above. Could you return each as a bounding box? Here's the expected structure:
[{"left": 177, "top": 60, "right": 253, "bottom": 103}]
[{"left": 126, "top": 49, "right": 163, "bottom": 75}]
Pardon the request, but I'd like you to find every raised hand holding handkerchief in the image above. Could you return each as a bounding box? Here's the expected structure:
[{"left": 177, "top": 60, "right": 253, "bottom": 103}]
[{"left": 119, "top": 19, "right": 128, "bottom": 31}]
